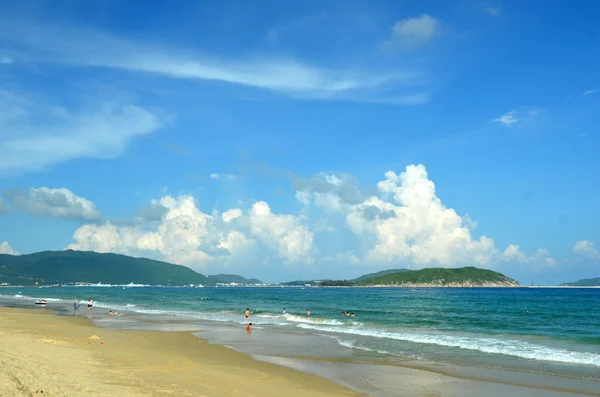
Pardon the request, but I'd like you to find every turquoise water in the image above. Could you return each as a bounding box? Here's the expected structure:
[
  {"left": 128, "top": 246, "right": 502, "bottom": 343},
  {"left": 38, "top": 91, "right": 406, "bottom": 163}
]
[{"left": 2, "top": 286, "right": 599, "bottom": 383}]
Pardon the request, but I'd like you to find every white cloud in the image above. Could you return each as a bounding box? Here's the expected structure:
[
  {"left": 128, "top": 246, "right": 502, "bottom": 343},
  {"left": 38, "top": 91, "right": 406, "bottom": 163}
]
[
  {"left": 222, "top": 208, "right": 242, "bottom": 223},
  {"left": 210, "top": 173, "right": 236, "bottom": 181},
  {"left": 494, "top": 108, "right": 541, "bottom": 127},
  {"left": 573, "top": 240, "right": 599, "bottom": 258},
  {"left": 249, "top": 201, "right": 314, "bottom": 265},
  {"left": 4, "top": 187, "right": 101, "bottom": 220},
  {"left": 0, "top": 241, "right": 19, "bottom": 255},
  {"left": 296, "top": 164, "right": 553, "bottom": 269},
  {"left": 0, "top": 20, "right": 424, "bottom": 104},
  {"left": 0, "top": 90, "right": 162, "bottom": 174},
  {"left": 64, "top": 164, "right": 556, "bottom": 276},
  {"left": 494, "top": 110, "right": 519, "bottom": 125},
  {"left": 68, "top": 195, "right": 212, "bottom": 265},
  {"left": 383, "top": 14, "right": 441, "bottom": 50},
  {"left": 67, "top": 195, "right": 314, "bottom": 271},
  {"left": 583, "top": 89, "right": 598, "bottom": 96},
  {"left": 295, "top": 191, "right": 311, "bottom": 206}
]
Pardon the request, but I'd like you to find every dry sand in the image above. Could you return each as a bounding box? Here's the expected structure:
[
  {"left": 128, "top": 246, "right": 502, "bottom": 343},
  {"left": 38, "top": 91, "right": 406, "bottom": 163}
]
[{"left": 0, "top": 307, "right": 363, "bottom": 397}]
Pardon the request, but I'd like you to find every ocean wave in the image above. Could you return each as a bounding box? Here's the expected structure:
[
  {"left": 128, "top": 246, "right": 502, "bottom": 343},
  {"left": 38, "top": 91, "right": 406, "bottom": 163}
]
[
  {"left": 298, "top": 324, "right": 600, "bottom": 367},
  {"left": 283, "top": 314, "right": 345, "bottom": 326}
]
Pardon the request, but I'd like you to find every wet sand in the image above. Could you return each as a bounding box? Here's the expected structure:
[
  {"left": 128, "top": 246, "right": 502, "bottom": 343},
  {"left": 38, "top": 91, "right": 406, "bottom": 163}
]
[{"left": 0, "top": 307, "right": 362, "bottom": 397}]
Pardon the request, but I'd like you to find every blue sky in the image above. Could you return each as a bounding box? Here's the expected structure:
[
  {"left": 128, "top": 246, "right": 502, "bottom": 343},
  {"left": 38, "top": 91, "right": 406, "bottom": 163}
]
[{"left": 0, "top": 0, "right": 599, "bottom": 284}]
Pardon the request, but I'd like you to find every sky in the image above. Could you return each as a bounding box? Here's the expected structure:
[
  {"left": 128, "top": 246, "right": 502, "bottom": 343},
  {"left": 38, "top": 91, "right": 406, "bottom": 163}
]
[{"left": 0, "top": 0, "right": 599, "bottom": 284}]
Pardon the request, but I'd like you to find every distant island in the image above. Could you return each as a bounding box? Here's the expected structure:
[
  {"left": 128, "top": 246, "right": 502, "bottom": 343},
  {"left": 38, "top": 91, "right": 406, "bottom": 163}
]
[
  {"left": 560, "top": 277, "right": 600, "bottom": 287},
  {"left": 0, "top": 250, "right": 261, "bottom": 286},
  {"left": 317, "top": 267, "right": 519, "bottom": 288},
  {"left": 1, "top": 250, "right": 519, "bottom": 288}
]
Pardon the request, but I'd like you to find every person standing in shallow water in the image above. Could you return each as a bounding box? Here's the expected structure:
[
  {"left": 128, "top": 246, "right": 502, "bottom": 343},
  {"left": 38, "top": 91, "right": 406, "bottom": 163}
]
[
  {"left": 306, "top": 309, "right": 311, "bottom": 316},
  {"left": 245, "top": 308, "right": 250, "bottom": 322}
]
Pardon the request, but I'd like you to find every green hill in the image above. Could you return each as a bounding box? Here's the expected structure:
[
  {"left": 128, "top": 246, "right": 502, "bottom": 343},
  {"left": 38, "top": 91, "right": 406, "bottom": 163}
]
[
  {"left": 210, "top": 274, "right": 262, "bottom": 284},
  {"left": 281, "top": 280, "right": 320, "bottom": 286},
  {"left": 0, "top": 250, "right": 211, "bottom": 286},
  {"left": 357, "top": 266, "right": 519, "bottom": 287},
  {"left": 351, "top": 268, "right": 410, "bottom": 282},
  {"left": 560, "top": 277, "right": 600, "bottom": 287}
]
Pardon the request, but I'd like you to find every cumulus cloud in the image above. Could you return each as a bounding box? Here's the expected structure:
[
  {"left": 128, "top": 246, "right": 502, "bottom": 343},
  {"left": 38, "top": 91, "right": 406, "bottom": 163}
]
[
  {"left": 573, "top": 240, "right": 599, "bottom": 257},
  {"left": 0, "top": 241, "right": 19, "bottom": 255},
  {"left": 64, "top": 163, "right": 554, "bottom": 276},
  {"left": 4, "top": 187, "right": 101, "bottom": 220},
  {"left": 67, "top": 195, "right": 313, "bottom": 271},
  {"left": 249, "top": 201, "right": 314, "bottom": 265},
  {"left": 382, "top": 14, "right": 440, "bottom": 50},
  {"left": 210, "top": 173, "right": 236, "bottom": 181},
  {"left": 297, "top": 164, "right": 552, "bottom": 269},
  {"left": 0, "top": 90, "right": 162, "bottom": 174},
  {"left": 222, "top": 208, "right": 242, "bottom": 223},
  {"left": 293, "top": 172, "right": 369, "bottom": 212}
]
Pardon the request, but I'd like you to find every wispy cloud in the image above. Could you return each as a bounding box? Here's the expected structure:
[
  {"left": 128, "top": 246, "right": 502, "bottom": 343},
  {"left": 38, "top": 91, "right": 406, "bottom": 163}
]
[
  {"left": 494, "top": 110, "right": 519, "bottom": 125},
  {"left": 382, "top": 14, "right": 441, "bottom": 51},
  {"left": 583, "top": 88, "right": 598, "bottom": 96},
  {"left": 210, "top": 173, "right": 236, "bottom": 181},
  {"left": 485, "top": 7, "right": 502, "bottom": 17},
  {"left": 0, "top": 90, "right": 162, "bottom": 175},
  {"left": 0, "top": 19, "right": 428, "bottom": 104},
  {"left": 494, "top": 108, "right": 541, "bottom": 127}
]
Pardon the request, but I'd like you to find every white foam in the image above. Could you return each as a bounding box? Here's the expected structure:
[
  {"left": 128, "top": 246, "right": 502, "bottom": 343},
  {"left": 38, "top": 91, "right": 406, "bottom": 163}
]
[
  {"left": 283, "top": 314, "right": 344, "bottom": 326},
  {"left": 297, "top": 324, "right": 600, "bottom": 367}
]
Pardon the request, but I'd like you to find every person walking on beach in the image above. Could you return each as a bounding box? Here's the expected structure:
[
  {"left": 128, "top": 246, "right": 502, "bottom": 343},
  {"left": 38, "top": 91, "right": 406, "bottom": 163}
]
[
  {"left": 87, "top": 299, "right": 93, "bottom": 310},
  {"left": 245, "top": 308, "right": 250, "bottom": 322},
  {"left": 73, "top": 299, "right": 80, "bottom": 310},
  {"left": 246, "top": 323, "right": 252, "bottom": 333}
]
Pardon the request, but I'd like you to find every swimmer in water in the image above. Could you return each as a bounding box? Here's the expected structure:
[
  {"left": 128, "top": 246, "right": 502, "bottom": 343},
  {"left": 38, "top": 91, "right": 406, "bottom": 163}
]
[
  {"left": 306, "top": 309, "right": 311, "bottom": 316},
  {"left": 246, "top": 323, "right": 252, "bottom": 332},
  {"left": 350, "top": 313, "right": 355, "bottom": 318}
]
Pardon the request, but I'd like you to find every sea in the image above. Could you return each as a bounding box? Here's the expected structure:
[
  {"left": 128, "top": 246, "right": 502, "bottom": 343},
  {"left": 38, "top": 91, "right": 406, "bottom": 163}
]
[{"left": 1, "top": 286, "right": 599, "bottom": 396}]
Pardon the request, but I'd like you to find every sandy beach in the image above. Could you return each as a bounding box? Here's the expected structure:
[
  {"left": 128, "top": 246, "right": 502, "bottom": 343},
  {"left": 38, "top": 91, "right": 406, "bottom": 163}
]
[{"left": 0, "top": 307, "right": 362, "bottom": 397}]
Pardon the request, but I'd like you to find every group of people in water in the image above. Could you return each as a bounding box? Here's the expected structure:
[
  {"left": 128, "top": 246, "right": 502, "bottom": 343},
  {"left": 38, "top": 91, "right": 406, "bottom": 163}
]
[
  {"left": 341, "top": 311, "right": 356, "bottom": 317},
  {"left": 72, "top": 298, "right": 94, "bottom": 310},
  {"left": 72, "top": 298, "right": 119, "bottom": 316}
]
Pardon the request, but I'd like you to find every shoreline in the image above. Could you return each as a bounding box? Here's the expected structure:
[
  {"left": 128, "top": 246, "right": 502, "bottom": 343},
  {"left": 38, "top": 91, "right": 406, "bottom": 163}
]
[
  {"left": 2, "top": 290, "right": 599, "bottom": 397},
  {"left": 0, "top": 306, "right": 362, "bottom": 397}
]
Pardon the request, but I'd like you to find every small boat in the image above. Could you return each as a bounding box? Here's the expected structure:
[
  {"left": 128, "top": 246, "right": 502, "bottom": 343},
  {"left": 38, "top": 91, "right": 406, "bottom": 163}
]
[{"left": 35, "top": 299, "right": 47, "bottom": 305}]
